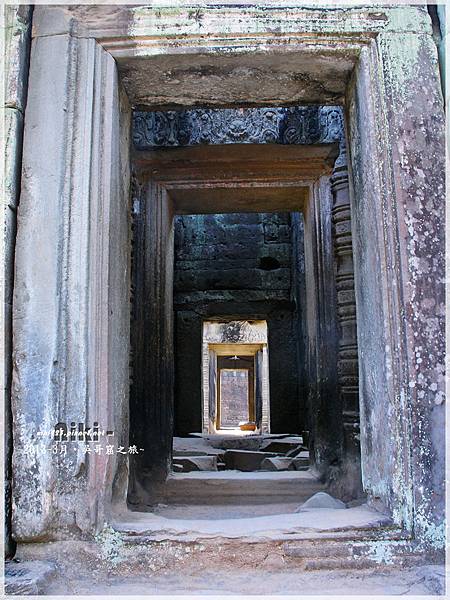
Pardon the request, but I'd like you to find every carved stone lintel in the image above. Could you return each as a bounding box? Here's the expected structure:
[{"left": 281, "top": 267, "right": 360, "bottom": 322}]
[
  {"left": 331, "top": 142, "right": 360, "bottom": 457},
  {"left": 133, "top": 106, "right": 344, "bottom": 149}
]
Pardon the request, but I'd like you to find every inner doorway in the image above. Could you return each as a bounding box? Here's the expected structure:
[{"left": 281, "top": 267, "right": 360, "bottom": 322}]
[
  {"left": 218, "top": 356, "right": 254, "bottom": 430},
  {"left": 201, "top": 321, "right": 271, "bottom": 435},
  {"left": 129, "top": 131, "right": 361, "bottom": 507}
]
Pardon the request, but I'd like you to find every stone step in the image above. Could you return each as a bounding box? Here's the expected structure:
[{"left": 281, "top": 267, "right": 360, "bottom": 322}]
[
  {"left": 282, "top": 525, "right": 407, "bottom": 546},
  {"left": 282, "top": 531, "right": 436, "bottom": 571},
  {"left": 301, "top": 553, "right": 431, "bottom": 571},
  {"left": 206, "top": 434, "right": 303, "bottom": 452},
  {"left": 160, "top": 470, "right": 325, "bottom": 504},
  {"left": 113, "top": 504, "right": 400, "bottom": 544}
]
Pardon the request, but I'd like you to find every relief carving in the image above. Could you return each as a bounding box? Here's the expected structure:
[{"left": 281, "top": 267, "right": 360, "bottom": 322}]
[{"left": 133, "top": 106, "right": 343, "bottom": 149}]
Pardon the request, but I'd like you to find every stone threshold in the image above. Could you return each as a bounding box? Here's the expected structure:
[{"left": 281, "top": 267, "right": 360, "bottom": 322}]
[{"left": 112, "top": 503, "right": 395, "bottom": 543}]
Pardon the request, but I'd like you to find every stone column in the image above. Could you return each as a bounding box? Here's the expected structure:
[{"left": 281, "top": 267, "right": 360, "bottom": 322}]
[
  {"left": 128, "top": 180, "right": 174, "bottom": 506},
  {"left": 303, "top": 177, "right": 340, "bottom": 476},
  {"left": 330, "top": 142, "right": 361, "bottom": 497},
  {"left": 4, "top": 4, "right": 32, "bottom": 558},
  {"left": 12, "top": 32, "right": 131, "bottom": 541}
]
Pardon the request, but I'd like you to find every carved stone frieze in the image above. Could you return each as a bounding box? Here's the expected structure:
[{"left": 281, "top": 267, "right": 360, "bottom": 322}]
[{"left": 133, "top": 106, "right": 343, "bottom": 149}]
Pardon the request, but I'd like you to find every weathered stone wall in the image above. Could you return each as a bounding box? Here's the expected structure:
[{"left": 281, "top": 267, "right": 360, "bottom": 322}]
[
  {"left": 173, "top": 212, "right": 305, "bottom": 435},
  {"left": 4, "top": 4, "right": 32, "bottom": 557}
]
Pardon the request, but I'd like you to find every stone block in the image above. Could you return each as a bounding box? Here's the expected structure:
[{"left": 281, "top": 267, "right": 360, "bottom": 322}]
[
  {"left": 286, "top": 444, "right": 306, "bottom": 457},
  {"left": 291, "top": 449, "right": 310, "bottom": 459},
  {"left": 260, "top": 457, "right": 295, "bottom": 471},
  {"left": 292, "top": 456, "right": 310, "bottom": 471},
  {"left": 260, "top": 440, "right": 303, "bottom": 454},
  {"left": 223, "top": 449, "right": 278, "bottom": 471},
  {"left": 173, "top": 456, "right": 218, "bottom": 472}
]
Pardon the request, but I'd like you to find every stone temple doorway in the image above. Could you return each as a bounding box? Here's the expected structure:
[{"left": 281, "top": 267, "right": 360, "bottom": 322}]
[
  {"left": 128, "top": 108, "right": 363, "bottom": 508},
  {"left": 9, "top": 6, "right": 444, "bottom": 575},
  {"left": 202, "top": 321, "right": 270, "bottom": 435}
]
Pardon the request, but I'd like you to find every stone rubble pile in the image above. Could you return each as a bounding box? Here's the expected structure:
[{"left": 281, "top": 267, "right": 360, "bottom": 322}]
[{"left": 173, "top": 434, "right": 309, "bottom": 473}]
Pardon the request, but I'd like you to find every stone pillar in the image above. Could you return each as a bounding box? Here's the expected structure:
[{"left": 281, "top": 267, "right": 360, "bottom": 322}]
[
  {"left": 4, "top": 4, "right": 32, "bottom": 558},
  {"left": 261, "top": 346, "right": 270, "bottom": 434},
  {"left": 347, "top": 14, "right": 445, "bottom": 545},
  {"left": 303, "top": 176, "right": 340, "bottom": 476},
  {"left": 128, "top": 180, "right": 174, "bottom": 506},
  {"left": 12, "top": 32, "right": 131, "bottom": 541},
  {"left": 330, "top": 142, "right": 362, "bottom": 498}
]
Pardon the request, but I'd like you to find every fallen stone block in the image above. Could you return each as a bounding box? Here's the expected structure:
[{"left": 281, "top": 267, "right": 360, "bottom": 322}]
[
  {"left": 291, "top": 449, "right": 309, "bottom": 459},
  {"left": 173, "top": 456, "right": 218, "bottom": 472},
  {"left": 286, "top": 444, "right": 307, "bottom": 457},
  {"left": 260, "top": 439, "right": 303, "bottom": 454},
  {"left": 296, "top": 492, "right": 346, "bottom": 512},
  {"left": 292, "top": 459, "right": 309, "bottom": 471},
  {"left": 260, "top": 457, "right": 295, "bottom": 471},
  {"left": 223, "top": 449, "right": 278, "bottom": 471},
  {"left": 292, "top": 451, "right": 310, "bottom": 470},
  {"left": 173, "top": 450, "right": 208, "bottom": 457},
  {"left": 208, "top": 437, "right": 262, "bottom": 451},
  {"left": 173, "top": 436, "right": 223, "bottom": 456}
]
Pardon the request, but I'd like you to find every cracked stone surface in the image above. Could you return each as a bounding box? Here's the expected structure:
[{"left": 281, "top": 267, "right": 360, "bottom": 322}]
[{"left": 5, "top": 560, "right": 55, "bottom": 595}]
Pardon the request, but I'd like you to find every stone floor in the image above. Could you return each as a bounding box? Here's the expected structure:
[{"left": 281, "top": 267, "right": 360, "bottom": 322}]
[
  {"left": 7, "top": 435, "right": 445, "bottom": 596},
  {"left": 7, "top": 555, "right": 445, "bottom": 596},
  {"left": 47, "top": 566, "right": 444, "bottom": 596}
]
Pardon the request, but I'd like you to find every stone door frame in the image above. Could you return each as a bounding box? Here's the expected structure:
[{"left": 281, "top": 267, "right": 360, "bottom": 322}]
[
  {"left": 12, "top": 5, "right": 444, "bottom": 548},
  {"left": 202, "top": 321, "right": 270, "bottom": 435}
]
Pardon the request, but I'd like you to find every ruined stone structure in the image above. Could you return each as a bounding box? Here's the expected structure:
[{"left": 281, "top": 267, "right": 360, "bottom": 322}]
[{"left": 3, "top": 2, "right": 445, "bottom": 594}]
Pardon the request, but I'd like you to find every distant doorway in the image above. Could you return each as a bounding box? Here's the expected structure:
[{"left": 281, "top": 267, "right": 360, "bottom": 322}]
[
  {"left": 217, "top": 356, "right": 255, "bottom": 430},
  {"left": 202, "top": 320, "right": 270, "bottom": 434}
]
